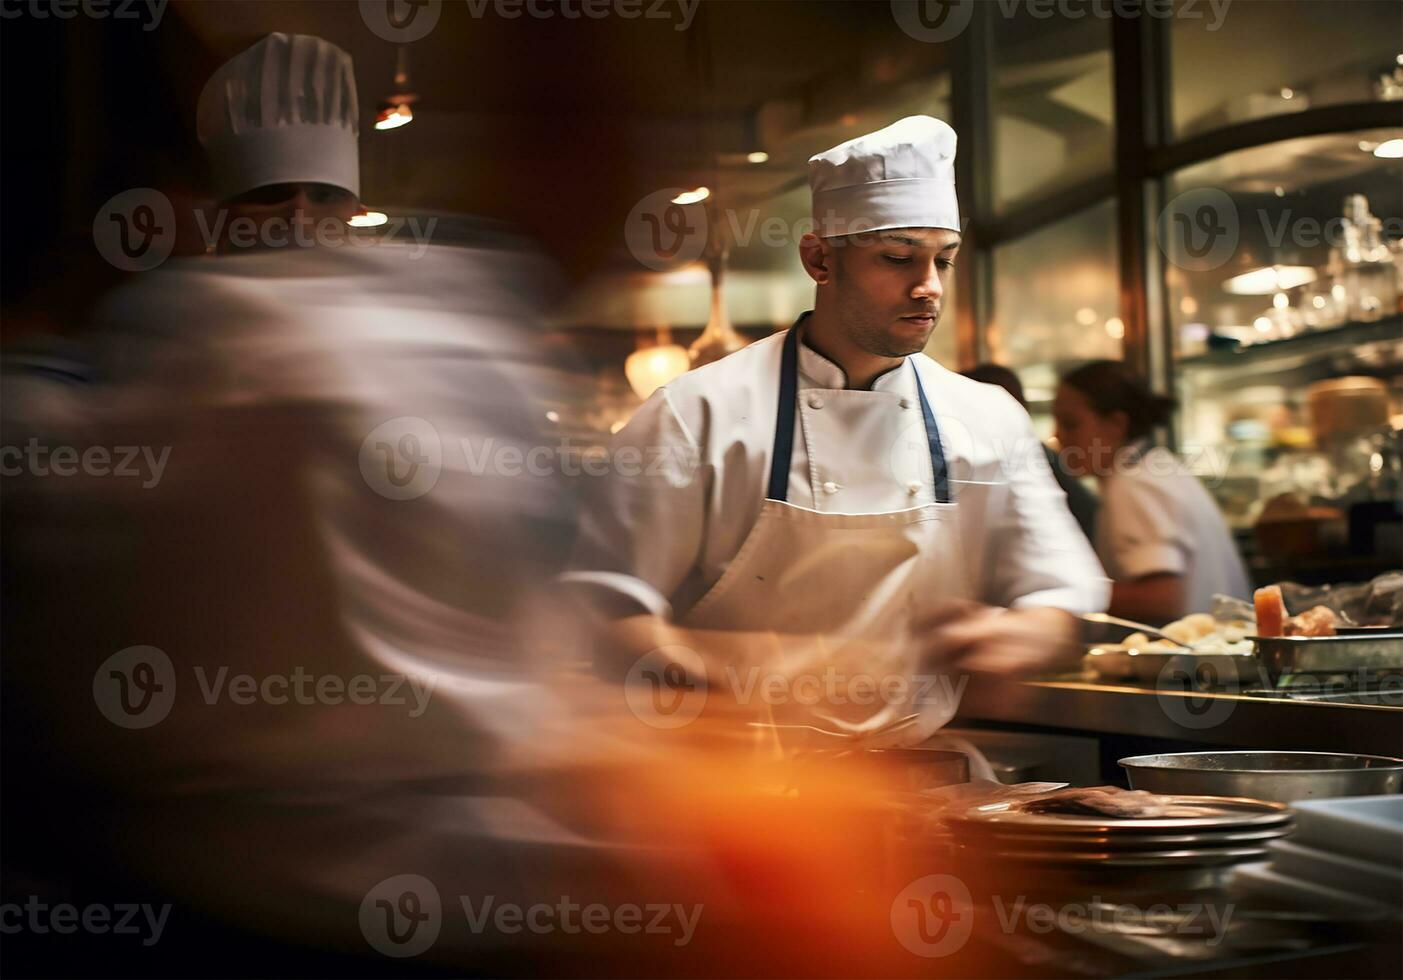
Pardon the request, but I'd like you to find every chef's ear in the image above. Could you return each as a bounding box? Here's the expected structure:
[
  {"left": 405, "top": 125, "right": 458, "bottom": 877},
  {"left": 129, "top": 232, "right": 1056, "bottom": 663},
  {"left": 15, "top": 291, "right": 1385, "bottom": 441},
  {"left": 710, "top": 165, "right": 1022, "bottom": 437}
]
[{"left": 799, "top": 232, "right": 835, "bottom": 285}]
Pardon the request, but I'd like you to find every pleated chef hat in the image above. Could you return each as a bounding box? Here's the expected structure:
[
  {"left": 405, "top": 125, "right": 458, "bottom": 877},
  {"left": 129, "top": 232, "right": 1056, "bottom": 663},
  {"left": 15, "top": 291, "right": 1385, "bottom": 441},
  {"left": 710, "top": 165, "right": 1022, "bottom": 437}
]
[
  {"left": 808, "top": 116, "right": 959, "bottom": 237},
  {"left": 198, "top": 33, "right": 360, "bottom": 203}
]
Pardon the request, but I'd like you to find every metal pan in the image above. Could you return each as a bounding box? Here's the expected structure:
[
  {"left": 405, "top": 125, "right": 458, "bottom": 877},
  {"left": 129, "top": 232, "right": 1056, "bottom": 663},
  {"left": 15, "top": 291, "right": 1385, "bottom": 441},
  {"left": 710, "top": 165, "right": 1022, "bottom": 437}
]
[
  {"left": 1120, "top": 750, "right": 1403, "bottom": 803},
  {"left": 1252, "top": 632, "right": 1403, "bottom": 683}
]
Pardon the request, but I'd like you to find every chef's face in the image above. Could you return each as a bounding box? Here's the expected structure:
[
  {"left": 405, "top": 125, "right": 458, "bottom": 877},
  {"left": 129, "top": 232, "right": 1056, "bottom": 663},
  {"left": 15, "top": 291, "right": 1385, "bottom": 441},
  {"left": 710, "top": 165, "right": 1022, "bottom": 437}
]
[
  {"left": 815, "top": 228, "right": 960, "bottom": 358},
  {"left": 219, "top": 182, "right": 360, "bottom": 251},
  {"left": 1053, "top": 384, "right": 1127, "bottom": 477}
]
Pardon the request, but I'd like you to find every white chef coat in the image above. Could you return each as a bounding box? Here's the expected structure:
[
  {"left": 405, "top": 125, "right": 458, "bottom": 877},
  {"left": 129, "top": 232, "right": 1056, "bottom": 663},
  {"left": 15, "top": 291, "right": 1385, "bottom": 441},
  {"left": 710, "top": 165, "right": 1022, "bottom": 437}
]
[
  {"left": 1095, "top": 444, "right": 1251, "bottom": 613},
  {"left": 567, "top": 326, "right": 1109, "bottom": 621}
]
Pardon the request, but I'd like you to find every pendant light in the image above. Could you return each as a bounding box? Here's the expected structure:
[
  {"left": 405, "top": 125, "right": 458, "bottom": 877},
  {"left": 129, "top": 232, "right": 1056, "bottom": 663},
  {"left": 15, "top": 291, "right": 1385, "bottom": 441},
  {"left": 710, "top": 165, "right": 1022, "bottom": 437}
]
[{"left": 625, "top": 326, "right": 690, "bottom": 400}]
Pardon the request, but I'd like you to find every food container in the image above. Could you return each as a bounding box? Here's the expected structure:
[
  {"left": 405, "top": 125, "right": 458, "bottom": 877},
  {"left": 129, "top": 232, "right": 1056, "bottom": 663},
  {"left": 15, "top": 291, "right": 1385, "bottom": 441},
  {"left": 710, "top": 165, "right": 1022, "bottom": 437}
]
[
  {"left": 1120, "top": 751, "right": 1403, "bottom": 803},
  {"left": 1084, "top": 646, "right": 1258, "bottom": 688},
  {"left": 1252, "top": 632, "right": 1403, "bottom": 683}
]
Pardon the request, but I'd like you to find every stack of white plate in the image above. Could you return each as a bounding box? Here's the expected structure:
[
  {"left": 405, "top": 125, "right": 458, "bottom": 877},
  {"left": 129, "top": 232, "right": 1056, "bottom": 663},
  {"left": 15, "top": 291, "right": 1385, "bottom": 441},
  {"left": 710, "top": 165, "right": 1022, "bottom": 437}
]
[
  {"left": 1232, "top": 795, "right": 1403, "bottom": 918},
  {"left": 948, "top": 795, "right": 1293, "bottom": 880}
]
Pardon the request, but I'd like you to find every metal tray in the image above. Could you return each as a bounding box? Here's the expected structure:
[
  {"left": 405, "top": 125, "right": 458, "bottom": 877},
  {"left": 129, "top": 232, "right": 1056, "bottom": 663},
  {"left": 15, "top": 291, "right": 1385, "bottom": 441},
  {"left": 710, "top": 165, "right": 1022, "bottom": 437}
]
[
  {"left": 1084, "top": 646, "right": 1257, "bottom": 688},
  {"left": 1252, "top": 632, "right": 1403, "bottom": 683}
]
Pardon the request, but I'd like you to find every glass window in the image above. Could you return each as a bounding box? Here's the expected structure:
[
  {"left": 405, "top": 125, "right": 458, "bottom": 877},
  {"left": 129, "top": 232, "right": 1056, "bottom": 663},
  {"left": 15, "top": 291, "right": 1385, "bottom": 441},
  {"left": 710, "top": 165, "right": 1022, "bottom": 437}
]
[
  {"left": 1170, "top": 0, "right": 1403, "bottom": 139},
  {"left": 992, "top": 8, "right": 1115, "bottom": 213},
  {"left": 987, "top": 198, "right": 1121, "bottom": 433},
  {"left": 1161, "top": 128, "right": 1403, "bottom": 358}
]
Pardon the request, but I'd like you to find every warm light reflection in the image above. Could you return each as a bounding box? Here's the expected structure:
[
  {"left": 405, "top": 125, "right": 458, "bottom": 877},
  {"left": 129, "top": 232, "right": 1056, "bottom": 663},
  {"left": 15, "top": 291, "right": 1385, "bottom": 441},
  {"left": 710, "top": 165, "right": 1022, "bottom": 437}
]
[
  {"left": 375, "top": 104, "right": 413, "bottom": 130},
  {"left": 625, "top": 344, "right": 690, "bottom": 400},
  {"left": 1373, "top": 138, "right": 1403, "bottom": 159},
  {"left": 348, "top": 211, "right": 388, "bottom": 228},
  {"left": 1222, "top": 265, "right": 1317, "bottom": 295},
  {"left": 671, "top": 187, "right": 710, "bottom": 205}
]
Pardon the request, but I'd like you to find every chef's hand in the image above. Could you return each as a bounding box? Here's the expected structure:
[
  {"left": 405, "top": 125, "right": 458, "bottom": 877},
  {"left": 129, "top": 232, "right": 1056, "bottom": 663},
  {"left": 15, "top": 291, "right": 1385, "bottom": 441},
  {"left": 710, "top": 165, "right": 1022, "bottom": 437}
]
[{"left": 916, "top": 601, "right": 1082, "bottom": 678}]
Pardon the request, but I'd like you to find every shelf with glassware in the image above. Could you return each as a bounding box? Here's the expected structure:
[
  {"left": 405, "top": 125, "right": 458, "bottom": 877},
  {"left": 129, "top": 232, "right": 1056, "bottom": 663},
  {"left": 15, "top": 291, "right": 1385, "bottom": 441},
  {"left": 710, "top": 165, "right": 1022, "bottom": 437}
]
[{"left": 1167, "top": 182, "right": 1402, "bottom": 577}]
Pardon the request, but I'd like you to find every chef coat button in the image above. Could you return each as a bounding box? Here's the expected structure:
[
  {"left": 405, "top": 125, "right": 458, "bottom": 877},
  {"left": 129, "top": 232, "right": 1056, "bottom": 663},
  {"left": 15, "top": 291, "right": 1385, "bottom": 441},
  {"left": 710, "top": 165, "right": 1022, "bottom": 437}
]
[
  {"left": 900, "top": 397, "right": 912, "bottom": 410},
  {"left": 807, "top": 394, "right": 824, "bottom": 409},
  {"left": 822, "top": 481, "right": 839, "bottom": 494},
  {"left": 906, "top": 481, "right": 921, "bottom": 495}
]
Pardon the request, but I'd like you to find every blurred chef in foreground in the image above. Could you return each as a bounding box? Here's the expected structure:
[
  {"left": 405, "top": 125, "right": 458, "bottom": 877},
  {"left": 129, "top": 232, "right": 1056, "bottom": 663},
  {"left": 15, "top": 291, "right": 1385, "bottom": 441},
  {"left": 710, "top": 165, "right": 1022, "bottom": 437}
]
[
  {"left": 567, "top": 116, "right": 1109, "bottom": 747},
  {"left": 1054, "top": 360, "right": 1251, "bottom": 623},
  {"left": 3, "top": 33, "right": 951, "bottom": 978}
]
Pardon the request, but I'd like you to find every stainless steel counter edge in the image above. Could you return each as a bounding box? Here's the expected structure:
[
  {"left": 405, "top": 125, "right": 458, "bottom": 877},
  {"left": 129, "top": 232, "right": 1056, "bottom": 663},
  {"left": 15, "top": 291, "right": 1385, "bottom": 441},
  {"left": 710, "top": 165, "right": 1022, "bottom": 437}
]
[{"left": 955, "top": 677, "right": 1403, "bottom": 756}]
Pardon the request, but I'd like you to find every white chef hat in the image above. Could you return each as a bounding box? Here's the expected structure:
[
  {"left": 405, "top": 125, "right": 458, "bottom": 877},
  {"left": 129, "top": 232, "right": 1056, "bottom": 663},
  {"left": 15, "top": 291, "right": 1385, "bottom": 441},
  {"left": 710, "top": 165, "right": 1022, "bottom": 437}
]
[
  {"left": 808, "top": 115, "right": 960, "bottom": 238},
  {"left": 197, "top": 33, "right": 360, "bottom": 203}
]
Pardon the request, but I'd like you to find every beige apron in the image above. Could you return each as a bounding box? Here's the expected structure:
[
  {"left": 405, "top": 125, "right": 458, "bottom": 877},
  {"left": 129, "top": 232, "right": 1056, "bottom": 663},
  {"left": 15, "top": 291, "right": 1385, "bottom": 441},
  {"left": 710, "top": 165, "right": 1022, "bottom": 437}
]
[{"left": 680, "top": 322, "right": 971, "bottom": 747}]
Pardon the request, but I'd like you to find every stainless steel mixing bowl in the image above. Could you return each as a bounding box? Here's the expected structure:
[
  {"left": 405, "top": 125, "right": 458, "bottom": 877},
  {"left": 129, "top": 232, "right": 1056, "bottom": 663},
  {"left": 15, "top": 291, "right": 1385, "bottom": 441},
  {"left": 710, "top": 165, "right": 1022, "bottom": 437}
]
[{"left": 1119, "top": 751, "right": 1403, "bottom": 803}]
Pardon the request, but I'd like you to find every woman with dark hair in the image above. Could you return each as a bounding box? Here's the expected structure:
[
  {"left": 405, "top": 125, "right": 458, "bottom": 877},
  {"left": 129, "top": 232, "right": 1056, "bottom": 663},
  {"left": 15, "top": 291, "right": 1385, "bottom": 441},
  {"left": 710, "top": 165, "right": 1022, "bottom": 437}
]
[{"left": 1053, "top": 361, "right": 1249, "bottom": 624}]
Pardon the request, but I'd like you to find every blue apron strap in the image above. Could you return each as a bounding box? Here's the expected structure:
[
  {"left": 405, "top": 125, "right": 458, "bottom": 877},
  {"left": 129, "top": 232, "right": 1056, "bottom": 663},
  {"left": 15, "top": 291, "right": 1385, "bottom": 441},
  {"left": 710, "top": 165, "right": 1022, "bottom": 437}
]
[
  {"left": 911, "top": 360, "right": 951, "bottom": 504},
  {"left": 766, "top": 321, "right": 802, "bottom": 502},
  {"left": 767, "top": 315, "right": 951, "bottom": 505}
]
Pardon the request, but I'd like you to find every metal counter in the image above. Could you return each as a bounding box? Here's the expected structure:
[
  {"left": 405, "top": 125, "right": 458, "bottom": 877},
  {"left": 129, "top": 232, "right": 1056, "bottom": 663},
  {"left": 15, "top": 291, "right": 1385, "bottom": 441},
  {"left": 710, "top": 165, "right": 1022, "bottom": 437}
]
[{"left": 956, "top": 675, "right": 1403, "bottom": 757}]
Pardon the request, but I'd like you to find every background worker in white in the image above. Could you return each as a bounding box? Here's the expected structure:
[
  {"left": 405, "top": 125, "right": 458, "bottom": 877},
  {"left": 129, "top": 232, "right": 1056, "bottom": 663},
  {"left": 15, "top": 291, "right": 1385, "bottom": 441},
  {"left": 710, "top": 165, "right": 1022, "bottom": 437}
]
[{"left": 568, "top": 116, "right": 1109, "bottom": 744}]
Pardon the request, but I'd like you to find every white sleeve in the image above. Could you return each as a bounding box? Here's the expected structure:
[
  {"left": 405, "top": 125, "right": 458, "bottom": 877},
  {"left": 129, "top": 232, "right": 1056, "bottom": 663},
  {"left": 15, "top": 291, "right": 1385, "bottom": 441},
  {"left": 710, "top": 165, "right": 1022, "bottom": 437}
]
[
  {"left": 986, "top": 395, "right": 1110, "bottom": 614},
  {"left": 1100, "top": 473, "right": 1190, "bottom": 580},
  {"left": 561, "top": 387, "right": 707, "bottom": 620}
]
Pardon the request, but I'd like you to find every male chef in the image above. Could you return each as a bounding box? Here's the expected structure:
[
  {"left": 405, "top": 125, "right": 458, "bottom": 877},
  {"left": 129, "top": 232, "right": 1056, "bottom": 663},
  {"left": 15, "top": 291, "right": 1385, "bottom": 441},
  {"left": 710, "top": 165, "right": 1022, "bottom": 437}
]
[{"left": 567, "top": 116, "right": 1109, "bottom": 743}]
